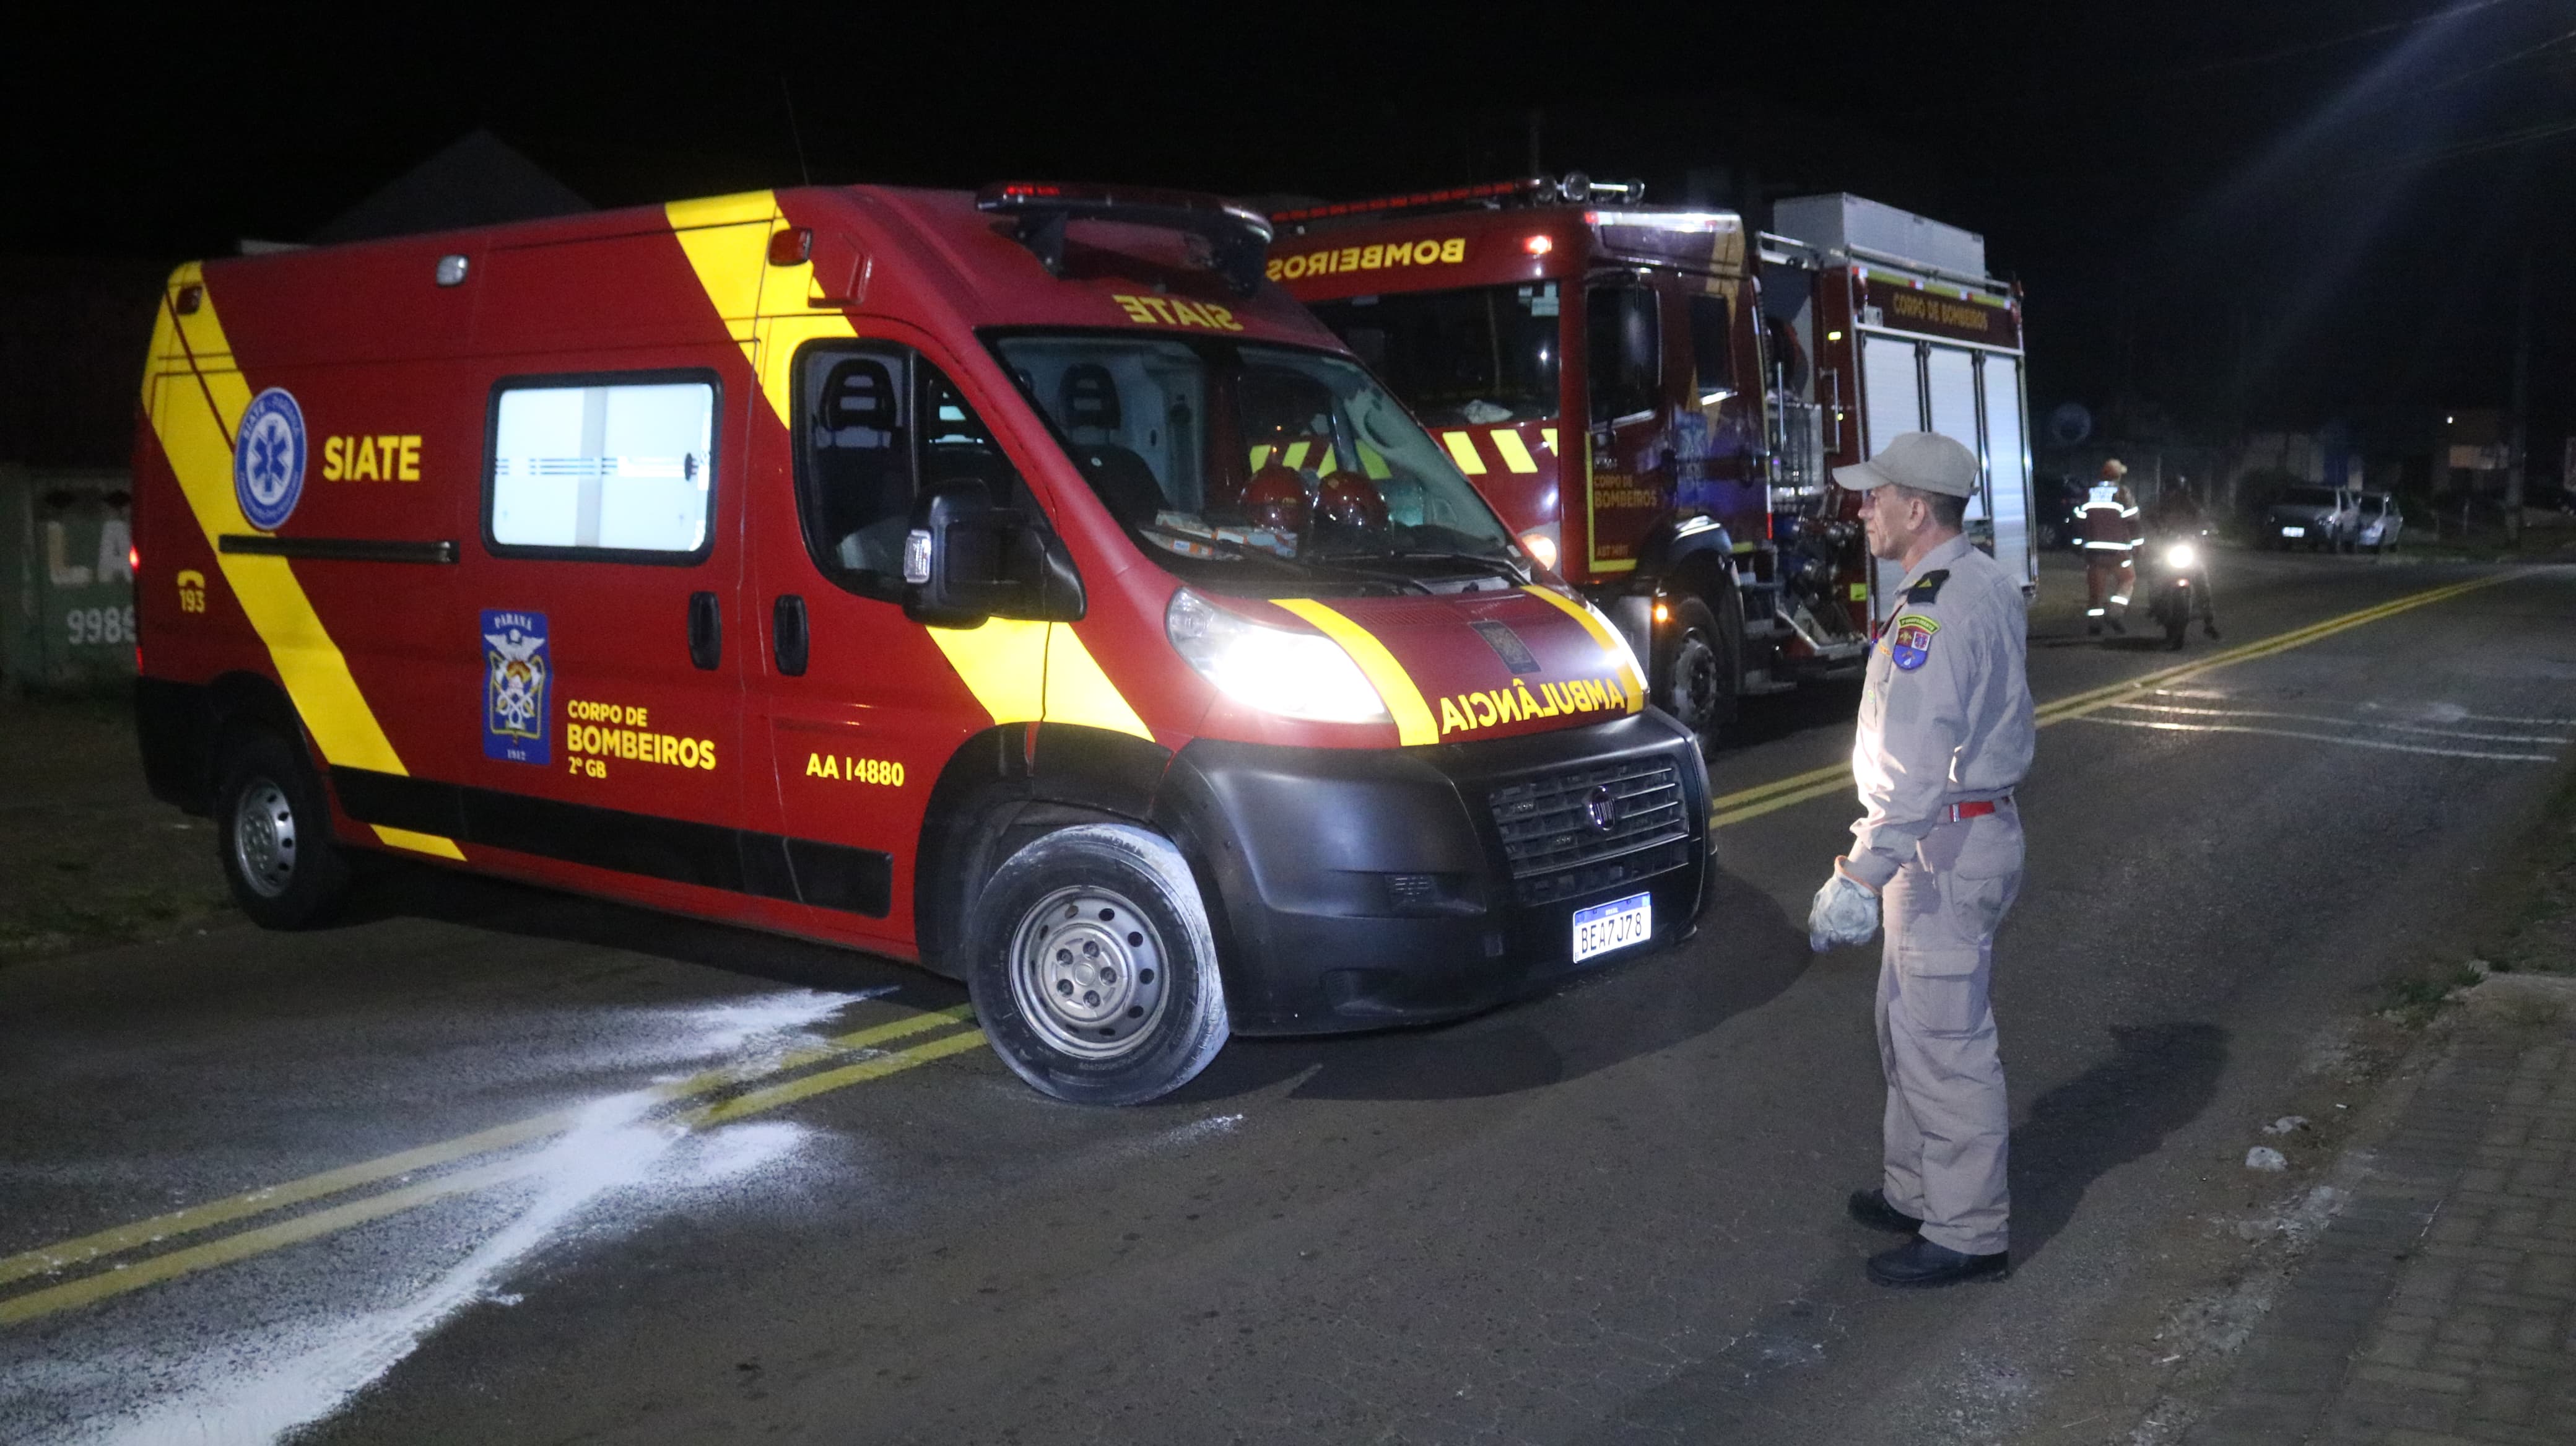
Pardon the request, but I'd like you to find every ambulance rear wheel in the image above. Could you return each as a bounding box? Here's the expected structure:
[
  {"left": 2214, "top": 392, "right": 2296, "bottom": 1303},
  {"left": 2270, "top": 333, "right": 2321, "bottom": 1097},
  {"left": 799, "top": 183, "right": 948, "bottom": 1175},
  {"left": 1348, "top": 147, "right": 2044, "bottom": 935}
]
[
  {"left": 214, "top": 728, "right": 352, "bottom": 930},
  {"left": 966, "top": 824, "right": 1230, "bottom": 1107}
]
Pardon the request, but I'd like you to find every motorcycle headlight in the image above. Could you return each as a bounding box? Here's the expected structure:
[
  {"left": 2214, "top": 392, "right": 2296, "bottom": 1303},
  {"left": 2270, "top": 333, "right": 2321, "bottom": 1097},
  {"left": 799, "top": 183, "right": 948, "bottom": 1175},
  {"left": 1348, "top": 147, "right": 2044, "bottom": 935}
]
[
  {"left": 2164, "top": 542, "right": 2197, "bottom": 569},
  {"left": 1165, "top": 588, "right": 1391, "bottom": 724}
]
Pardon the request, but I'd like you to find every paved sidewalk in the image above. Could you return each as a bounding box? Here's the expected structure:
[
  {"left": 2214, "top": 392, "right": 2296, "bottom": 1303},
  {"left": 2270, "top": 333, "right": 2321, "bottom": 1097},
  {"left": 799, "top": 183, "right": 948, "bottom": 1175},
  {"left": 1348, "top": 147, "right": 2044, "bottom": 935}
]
[{"left": 2187, "top": 979, "right": 2576, "bottom": 1445}]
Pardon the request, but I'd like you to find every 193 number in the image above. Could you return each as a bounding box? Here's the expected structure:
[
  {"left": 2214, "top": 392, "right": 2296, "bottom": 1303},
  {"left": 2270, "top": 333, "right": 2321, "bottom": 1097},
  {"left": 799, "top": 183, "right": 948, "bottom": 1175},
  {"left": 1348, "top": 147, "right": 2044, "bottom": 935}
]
[{"left": 64, "top": 606, "right": 136, "bottom": 647}]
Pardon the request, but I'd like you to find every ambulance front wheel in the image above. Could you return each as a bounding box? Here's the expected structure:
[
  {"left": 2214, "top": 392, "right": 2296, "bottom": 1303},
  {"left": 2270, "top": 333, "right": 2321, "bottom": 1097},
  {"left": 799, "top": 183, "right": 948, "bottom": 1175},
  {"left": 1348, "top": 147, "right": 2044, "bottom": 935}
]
[
  {"left": 966, "top": 824, "right": 1230, "bottom": 1107},
  {"left": 214, "top": 728, "right": 352, "bottom": 930}
]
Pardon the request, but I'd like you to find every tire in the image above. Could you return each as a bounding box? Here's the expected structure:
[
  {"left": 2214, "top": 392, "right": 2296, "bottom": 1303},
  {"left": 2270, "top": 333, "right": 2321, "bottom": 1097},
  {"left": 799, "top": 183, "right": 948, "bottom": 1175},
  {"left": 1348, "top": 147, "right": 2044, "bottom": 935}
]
[
  {"left": 1653, "top": 595, "right": 1732, "bottom": 745},
  {"left": 2162, "top": 603, "right": 2188, "bottom": 649},
  {"left": 964, "top": 824, "right": 1229, "bottom": 1106},
  {"left": 213, "top": 727, "right": 353, "bottom": 930}
]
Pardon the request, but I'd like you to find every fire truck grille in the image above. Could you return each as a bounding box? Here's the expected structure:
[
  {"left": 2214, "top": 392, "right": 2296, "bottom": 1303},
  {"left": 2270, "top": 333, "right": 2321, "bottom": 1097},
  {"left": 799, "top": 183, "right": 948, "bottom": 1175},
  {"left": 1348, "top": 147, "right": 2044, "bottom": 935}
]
[{"left": 1488, "top": 759, "right": 1690, "bottom": 907}]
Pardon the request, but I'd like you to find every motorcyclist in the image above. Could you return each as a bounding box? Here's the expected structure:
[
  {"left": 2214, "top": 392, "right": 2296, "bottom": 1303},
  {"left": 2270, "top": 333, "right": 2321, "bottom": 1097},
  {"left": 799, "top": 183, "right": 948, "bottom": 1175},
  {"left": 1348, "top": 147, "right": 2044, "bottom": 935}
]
[{"left": 2147, "top": 484, "right": 2220, "bottom": 640}]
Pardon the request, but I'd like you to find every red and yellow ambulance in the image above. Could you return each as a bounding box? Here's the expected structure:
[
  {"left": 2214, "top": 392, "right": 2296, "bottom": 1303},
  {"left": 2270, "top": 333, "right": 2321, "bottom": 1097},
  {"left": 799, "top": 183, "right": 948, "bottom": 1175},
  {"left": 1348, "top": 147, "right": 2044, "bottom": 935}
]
[{"left": 132, "top": 182, "right": 1710, "bottom": 1104}]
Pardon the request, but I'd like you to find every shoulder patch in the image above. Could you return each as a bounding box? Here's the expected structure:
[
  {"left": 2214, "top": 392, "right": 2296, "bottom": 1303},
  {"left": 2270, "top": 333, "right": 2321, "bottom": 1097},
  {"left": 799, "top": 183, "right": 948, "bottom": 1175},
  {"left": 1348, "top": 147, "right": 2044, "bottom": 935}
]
[
  {"left": 1903, "top": 569, "right": 1949, "bottom": 604},
  {"left": 1888, "top": 612, "right": 1939, "bottom": 671}
]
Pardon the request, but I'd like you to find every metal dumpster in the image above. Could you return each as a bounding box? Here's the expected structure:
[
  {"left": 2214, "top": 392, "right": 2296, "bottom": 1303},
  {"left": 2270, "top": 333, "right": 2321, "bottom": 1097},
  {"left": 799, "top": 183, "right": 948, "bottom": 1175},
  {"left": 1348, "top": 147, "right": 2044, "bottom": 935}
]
[{"left": 1, "top": 466, "right": 137, "bottom": 694}]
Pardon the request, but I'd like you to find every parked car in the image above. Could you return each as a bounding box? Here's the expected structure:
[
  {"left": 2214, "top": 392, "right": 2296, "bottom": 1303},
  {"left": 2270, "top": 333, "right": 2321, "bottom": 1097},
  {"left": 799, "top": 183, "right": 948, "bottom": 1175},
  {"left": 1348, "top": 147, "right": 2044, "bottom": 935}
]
[
  {"left": 2265, "top": 486, "right": 2359, "bottom": 552},
  {"left": 2357, "top": 492, "right": 2404, "bottom": 554},
  {"left": 2034, "top": 477, "right": 2084, "bottom": 551}
]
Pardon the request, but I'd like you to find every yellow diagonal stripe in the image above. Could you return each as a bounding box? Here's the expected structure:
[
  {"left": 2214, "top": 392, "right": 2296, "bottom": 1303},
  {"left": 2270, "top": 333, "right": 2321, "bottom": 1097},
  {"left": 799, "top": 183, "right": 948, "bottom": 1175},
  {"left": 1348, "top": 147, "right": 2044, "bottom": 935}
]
[
  {"left": 1705, "top": 572, "right": 2520, "bottom": 830},
  {"left": 1490, "top": 430, "right": 1540, "bottom": 474},
  {"left": 143, "top": 269, "right": 464, "bottom": 861},
  {"left": 1519, "top": 585, "right": 1647, "bottom": 708},
  {"left": 661, "top": 197, "right": 1155, "bottom": 743},
  {"left": 1441, "top": 430, "right": 1489, "bottom": 475},
  {"left": 1269, "top": 598, "right": 1440, "bottom": 745}
]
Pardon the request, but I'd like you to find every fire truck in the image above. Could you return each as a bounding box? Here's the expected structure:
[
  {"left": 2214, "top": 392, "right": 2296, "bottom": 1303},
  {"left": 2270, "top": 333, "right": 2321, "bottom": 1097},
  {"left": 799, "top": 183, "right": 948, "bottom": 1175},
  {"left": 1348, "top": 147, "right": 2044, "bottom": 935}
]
[{"left": 1271, "top": 180, "right": 2036, "bottom": 741}]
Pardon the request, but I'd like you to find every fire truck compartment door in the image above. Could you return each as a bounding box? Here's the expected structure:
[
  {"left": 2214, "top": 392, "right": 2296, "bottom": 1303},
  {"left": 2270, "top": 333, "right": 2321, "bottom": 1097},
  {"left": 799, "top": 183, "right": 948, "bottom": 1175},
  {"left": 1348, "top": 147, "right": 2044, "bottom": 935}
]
[
  {"left": 1860, "top": 334, "right": 1922, "bottom": 619},
  {"left": 1980, "top": 355, "right": 2033, "bottom": 588}
]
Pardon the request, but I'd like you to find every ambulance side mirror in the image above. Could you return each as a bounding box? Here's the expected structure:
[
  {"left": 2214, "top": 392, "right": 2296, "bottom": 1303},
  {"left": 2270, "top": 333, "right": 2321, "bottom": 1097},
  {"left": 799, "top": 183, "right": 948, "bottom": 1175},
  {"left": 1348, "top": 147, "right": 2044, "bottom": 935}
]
[{"left": 903, "top": 481, "right": 1086, "bottom": 627}]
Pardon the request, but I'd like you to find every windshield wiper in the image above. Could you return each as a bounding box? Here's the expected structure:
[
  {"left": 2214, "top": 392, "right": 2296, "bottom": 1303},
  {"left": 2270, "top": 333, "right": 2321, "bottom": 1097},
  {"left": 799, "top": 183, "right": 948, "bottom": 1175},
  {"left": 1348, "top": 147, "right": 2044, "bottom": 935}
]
[
  {"left": 1367, "top": 549, "right": 1530, "bottom": 584},
  {"left": 1290, "top": 557, "right": 1437, "bottom": 595}
]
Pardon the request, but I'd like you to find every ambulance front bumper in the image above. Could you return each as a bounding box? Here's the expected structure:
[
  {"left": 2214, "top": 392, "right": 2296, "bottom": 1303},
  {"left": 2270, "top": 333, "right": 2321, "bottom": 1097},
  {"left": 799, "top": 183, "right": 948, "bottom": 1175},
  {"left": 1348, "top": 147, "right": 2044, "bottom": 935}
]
[{"left": 1155, "top": 710, "right": 1712, "bottom": 1035}]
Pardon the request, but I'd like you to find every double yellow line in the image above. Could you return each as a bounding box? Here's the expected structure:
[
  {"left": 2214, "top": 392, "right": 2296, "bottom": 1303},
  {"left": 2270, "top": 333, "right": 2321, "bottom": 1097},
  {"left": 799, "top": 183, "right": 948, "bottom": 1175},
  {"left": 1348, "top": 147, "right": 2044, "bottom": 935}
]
[
  {"left": 1707, "top": 572, "right": 2515, "bottom": 830},
  {"left": 0, "top": 1004, "right": 987, "bottom": 1327}
]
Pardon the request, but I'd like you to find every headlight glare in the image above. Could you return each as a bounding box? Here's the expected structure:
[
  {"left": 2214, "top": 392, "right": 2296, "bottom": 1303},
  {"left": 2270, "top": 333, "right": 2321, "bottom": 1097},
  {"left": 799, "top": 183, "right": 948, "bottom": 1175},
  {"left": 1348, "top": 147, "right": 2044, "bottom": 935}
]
[
  {"left": 2164, "top": 542, "right": 2197, "bottom": 569},
  {"left": 1165, "top": 589, "right": 1391, "bottom": 724}
]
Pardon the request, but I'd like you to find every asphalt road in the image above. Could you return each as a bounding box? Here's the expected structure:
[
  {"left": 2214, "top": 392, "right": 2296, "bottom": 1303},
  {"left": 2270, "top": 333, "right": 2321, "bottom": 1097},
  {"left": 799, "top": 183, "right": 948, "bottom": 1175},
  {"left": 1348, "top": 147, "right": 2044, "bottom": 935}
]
[{"left": 3, "top": 548, "right": 2570, "bottom": 1445}]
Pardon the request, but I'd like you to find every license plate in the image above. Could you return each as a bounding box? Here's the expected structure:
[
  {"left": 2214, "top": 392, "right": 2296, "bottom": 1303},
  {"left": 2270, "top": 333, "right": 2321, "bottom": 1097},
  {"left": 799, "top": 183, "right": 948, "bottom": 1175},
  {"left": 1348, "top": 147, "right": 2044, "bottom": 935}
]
[
  {"left": 1572, "top": 892, "right": 1653, "bottom": 963},
  {"left": 2280, "top": 525, "right": 2305, "bottom": 537}
]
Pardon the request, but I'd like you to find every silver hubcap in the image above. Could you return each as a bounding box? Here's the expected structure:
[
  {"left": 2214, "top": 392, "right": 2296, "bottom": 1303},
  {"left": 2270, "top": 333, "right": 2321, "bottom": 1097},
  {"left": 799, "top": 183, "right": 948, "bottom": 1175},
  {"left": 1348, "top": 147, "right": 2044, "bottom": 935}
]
[
  {"left": 1009, "top": 886, "right": 1170, "bottom": 1061},
  {"left": 232, "top": 778, "right": 298, "bottom": 899}
]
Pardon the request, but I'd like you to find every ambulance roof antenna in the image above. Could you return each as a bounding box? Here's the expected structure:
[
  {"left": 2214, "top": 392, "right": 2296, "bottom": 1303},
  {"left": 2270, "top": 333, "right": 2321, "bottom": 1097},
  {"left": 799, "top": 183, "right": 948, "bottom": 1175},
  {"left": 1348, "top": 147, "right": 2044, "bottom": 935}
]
[{"left": 780, "top": 75, "right": 813, "bottom": 188}]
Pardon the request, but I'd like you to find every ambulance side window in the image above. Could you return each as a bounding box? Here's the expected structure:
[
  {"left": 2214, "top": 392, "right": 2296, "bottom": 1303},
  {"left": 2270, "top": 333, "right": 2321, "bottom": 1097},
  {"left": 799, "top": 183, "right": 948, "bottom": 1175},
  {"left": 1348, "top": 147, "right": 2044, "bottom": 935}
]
[
  {"left": 794, "top": 344, "right": 1026, "bottom": 598},
  {"left": 486, "top": 372, "right": 718, "bottom": 560},
  {"left": 1586, "top": 285, "right": 1659, "bottom": 425}
]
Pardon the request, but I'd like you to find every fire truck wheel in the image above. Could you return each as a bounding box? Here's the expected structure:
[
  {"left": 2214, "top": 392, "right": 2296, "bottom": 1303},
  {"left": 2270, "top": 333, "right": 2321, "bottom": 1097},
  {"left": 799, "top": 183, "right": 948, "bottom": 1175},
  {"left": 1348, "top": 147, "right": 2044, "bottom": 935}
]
[
  {"left": 213, "top": 728, "right": 352, "bottom": 930},
  {"left": 966, "top": 824, "right": 1230, "bottom": 1107},
  {"left": 1654, "top": 596, "right": 1731, "bottom": 743}
]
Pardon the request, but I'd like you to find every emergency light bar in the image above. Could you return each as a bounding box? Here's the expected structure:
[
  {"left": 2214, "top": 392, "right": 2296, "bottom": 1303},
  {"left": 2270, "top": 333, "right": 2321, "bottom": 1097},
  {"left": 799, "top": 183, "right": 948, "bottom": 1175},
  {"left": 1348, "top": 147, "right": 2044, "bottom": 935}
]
[
  {"left": 976, "top": 182, "right": 1274, "bottom": 296},
  {"left": 1269, "top": 173, "right": 1647, "bottom": 229}
]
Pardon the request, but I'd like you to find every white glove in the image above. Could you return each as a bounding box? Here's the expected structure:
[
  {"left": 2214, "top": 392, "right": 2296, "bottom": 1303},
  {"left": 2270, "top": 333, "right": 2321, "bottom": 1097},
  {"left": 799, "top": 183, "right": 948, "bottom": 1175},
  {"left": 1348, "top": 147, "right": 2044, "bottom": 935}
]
[{"left": 1808, "top": 868, "right": 1881, "bottom": 952}]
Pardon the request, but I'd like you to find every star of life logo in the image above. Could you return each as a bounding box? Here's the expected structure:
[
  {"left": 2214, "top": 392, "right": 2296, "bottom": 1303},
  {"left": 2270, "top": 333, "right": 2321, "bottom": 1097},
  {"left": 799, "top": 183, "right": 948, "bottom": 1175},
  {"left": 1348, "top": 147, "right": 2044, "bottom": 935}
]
[
  {"left": 233, "top": 388, "right": 308, "bottom": 531},
  {"left": 482, "top": 610, "right": 551, "bottom": 765}
]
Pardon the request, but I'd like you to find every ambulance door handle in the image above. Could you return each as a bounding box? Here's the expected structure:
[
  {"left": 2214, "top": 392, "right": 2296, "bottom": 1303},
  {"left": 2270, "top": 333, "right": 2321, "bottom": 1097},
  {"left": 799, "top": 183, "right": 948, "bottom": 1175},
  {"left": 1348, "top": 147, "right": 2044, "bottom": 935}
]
[
  {"left": 687, "top": 591, "right": 722, "bottom": 671},
  {"left": 773, "top": 595, "right": 809, "bottom": 677}
]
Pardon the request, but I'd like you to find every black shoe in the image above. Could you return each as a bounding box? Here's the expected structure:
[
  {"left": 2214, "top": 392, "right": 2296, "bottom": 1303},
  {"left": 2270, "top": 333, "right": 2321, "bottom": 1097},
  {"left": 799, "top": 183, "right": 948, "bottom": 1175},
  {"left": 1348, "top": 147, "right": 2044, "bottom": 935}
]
[
  {"left": 2203, "top": 621, "right": 2221, "bottom": 640},
  {"left": 1866, "top": 1237, "right": 2011, "bottom": 1288},
  {"left": 2106, "top": 616, "right": 2126, "bottom": 635},
  {"left": 2086, "top": 621, "right": 2102, "bottom": 637},
  {"left": 1847, "top": 1188, "right": 1924, "bottom": 1235}
]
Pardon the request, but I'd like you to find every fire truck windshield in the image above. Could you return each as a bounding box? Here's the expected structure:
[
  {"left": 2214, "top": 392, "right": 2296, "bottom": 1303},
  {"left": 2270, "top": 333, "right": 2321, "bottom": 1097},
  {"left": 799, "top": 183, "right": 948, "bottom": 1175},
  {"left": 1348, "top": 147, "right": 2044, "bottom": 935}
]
[
  {"left": 1306, "top": 283, "right": 1561, "bottom": 428},
  {"left": 994, "top": 333, "right": 1520, "bottom": 591}
]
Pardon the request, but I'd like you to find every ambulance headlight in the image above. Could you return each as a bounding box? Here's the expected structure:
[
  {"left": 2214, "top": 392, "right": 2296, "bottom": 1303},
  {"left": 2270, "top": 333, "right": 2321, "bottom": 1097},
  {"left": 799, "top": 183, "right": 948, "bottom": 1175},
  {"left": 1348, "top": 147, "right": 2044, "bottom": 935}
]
[
  {"left": 1165, "top": 589, "right": 1391, "bottom": 725},
  {"left": 2164, "top": 541, "right": 2197, "bottom": 569}
]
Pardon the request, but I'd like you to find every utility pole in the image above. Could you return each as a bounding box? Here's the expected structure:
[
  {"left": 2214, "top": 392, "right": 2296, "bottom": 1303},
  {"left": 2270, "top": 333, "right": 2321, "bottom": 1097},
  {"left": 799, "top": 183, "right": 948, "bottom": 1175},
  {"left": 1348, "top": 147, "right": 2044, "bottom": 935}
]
[{"left": 2507, "top": 246, "right": 2531, "bottom": 547}]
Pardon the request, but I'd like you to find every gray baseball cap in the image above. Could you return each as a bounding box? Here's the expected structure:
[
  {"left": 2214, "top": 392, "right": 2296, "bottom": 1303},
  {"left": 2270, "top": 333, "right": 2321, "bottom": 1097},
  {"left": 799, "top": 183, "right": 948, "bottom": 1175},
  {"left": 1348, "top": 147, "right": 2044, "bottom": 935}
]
[{"left": 1833, "top": 430, "right": 1980, "bottom": 497}]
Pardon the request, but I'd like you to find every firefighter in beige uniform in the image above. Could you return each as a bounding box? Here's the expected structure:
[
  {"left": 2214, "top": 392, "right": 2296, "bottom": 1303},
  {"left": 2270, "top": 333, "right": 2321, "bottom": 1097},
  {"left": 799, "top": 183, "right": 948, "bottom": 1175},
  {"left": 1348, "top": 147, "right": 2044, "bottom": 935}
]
[{"left": 1808, "top": 430, "right": 2035, "bottom": 1289}]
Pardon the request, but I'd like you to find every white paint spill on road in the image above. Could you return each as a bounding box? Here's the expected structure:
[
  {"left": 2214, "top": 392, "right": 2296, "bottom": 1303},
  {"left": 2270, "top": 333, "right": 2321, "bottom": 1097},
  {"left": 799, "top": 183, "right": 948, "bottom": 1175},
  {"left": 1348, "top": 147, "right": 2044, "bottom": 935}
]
[
  {"left": 2396, "top": 700, "right": 2574, "bottom": 727},
  {"left": 29, "top": 992, "right": 850, "bottom": 1446},
  {"left": 664, "top": 988, "right": 889, "bottom": 1058}
]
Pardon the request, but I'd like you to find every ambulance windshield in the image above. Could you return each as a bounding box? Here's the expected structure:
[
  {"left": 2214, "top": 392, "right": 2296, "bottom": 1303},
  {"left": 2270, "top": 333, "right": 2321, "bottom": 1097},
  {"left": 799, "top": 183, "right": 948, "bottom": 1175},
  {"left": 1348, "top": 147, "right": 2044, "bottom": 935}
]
[
  {"left": 996, "top": 334, "right": 1522, "bottom": 591},
  {"left": 1305, "top": 283, "right": 1560, "bottom": 427}
]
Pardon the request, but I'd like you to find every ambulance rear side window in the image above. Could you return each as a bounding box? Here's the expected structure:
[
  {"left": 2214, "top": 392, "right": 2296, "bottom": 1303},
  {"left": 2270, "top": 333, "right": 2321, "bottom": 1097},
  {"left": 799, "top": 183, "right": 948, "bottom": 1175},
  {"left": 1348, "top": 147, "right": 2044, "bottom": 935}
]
[{"left": 487, "top": 374, "right": 716, "bottom": 560}]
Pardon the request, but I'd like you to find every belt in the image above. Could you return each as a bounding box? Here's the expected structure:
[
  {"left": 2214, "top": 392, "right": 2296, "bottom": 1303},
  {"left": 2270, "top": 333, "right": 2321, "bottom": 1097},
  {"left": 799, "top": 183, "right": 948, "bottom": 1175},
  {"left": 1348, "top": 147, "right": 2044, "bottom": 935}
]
[{"left": 1945, "top": 796, "right": 2011, "bottom": 821}]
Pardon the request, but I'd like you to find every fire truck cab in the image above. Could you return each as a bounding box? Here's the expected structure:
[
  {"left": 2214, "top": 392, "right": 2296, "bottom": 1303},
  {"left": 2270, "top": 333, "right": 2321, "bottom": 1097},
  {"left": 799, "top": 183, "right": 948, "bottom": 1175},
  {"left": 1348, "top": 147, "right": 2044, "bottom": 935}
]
[
  {"left": 1273, "top": 180, "right": 2035, "bottom": 741},
  {"left": 132, "top": 182, "right": 1710, "bottom": 1106}
]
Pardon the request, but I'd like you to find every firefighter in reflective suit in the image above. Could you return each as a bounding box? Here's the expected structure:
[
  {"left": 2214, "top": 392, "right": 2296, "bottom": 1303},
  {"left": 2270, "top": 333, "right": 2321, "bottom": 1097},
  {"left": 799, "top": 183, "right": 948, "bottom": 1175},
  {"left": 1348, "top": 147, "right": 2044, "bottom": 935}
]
[
  {"left": 2080, "top": 459, "right": 2143, "bottom": 635},
  {"left": 1808, "top": 430, "right": 2034, "bottom": 1289}
]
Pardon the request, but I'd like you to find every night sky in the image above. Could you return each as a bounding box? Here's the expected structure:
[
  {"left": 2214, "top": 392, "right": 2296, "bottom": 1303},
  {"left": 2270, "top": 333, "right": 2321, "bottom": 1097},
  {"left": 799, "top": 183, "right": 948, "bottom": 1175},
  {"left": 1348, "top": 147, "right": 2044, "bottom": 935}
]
[{"left": 11, "top": 0, "right": 2571, "bottom": 465}]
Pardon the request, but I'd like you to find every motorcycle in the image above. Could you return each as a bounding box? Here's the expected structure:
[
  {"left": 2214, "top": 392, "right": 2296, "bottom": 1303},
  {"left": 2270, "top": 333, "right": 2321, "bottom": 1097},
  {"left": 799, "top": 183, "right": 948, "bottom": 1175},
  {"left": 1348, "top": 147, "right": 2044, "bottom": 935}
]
[{"left": 2144, "top": 529, "right": 2216, "bottom": 650}]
